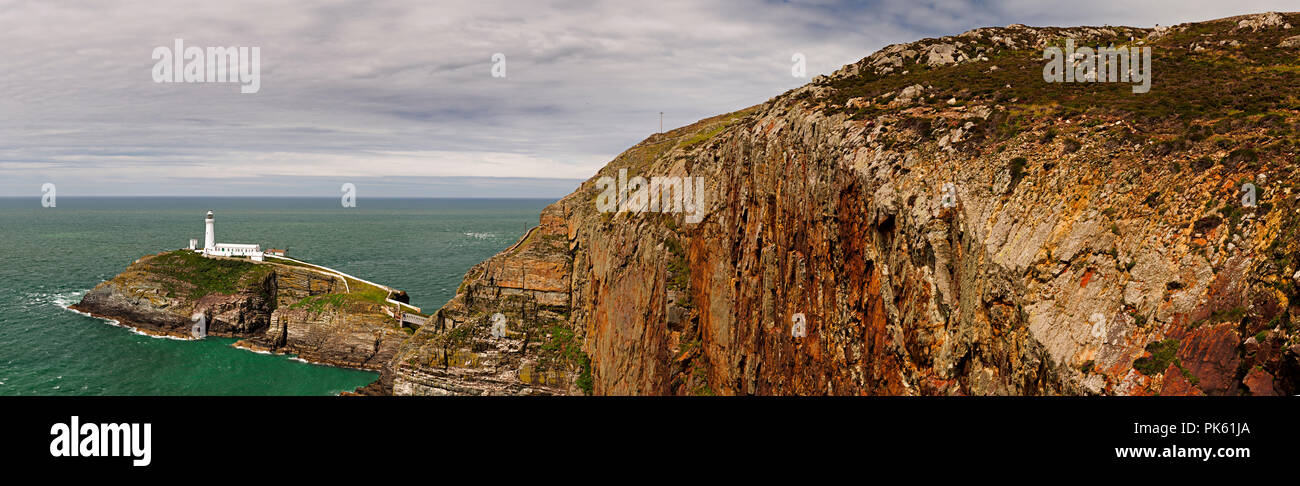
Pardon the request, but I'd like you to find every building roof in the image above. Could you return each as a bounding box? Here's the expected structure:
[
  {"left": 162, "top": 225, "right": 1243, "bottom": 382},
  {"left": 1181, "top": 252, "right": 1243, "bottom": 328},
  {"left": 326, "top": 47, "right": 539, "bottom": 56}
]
[{"left": 214, "top": 243, "right": 261, "bottom": 250}]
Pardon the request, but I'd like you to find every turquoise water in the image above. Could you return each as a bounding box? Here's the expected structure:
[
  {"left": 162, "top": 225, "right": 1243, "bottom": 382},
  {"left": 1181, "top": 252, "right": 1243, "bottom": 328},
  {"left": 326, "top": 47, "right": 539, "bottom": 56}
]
[{"left": 0, "top": 197, "right": 551, "bottom": 395}]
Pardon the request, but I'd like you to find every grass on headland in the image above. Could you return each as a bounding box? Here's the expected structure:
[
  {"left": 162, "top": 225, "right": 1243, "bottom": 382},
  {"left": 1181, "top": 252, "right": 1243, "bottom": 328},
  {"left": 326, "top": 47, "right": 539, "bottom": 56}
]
[
  {"left": 270, "top": 255, "right": 425, "bottom": 316},
  {"left": 148, "top": 250, "right": 272, "bottom": 300},
  {"left": 151, "top": 250, "right": 424, "bottom": 317}
]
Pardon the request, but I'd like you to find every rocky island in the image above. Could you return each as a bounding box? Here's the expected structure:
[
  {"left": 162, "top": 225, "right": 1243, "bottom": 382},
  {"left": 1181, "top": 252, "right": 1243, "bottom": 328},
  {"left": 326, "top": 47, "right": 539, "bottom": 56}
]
[
  {"left": 79, "top": 12, "right": 1300, "bottom": 395},
  {"left": 73, "top": 250, "right": 418, "bottom": 373}
]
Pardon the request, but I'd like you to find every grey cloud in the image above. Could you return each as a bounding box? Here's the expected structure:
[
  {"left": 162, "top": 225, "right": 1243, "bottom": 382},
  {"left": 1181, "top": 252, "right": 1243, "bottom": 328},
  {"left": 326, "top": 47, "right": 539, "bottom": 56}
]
[{"left": 0, "top": 0, "right": 1295, "bottom": 196}]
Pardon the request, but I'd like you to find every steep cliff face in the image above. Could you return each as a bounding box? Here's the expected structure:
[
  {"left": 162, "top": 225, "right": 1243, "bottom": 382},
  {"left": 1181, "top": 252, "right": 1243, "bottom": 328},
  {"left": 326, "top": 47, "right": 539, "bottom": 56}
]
[
  {"left": 388, "top": 12, "right": 1300, "bottom": 396},
  {"left": 75, "top": 251, "right": 277, "bottom": 337},
  {"left": 386, "top": 208, "right": 581, "bottom": 395},
  {"left": 74, "top": 251, "right": 410, "bottom": 371}
]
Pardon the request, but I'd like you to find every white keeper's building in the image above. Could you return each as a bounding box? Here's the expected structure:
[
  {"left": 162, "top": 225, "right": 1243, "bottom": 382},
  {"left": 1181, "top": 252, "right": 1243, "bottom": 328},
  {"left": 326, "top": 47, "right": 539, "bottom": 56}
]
[{"left": 188, "top": 210, "right": 265, "bottom": 261}]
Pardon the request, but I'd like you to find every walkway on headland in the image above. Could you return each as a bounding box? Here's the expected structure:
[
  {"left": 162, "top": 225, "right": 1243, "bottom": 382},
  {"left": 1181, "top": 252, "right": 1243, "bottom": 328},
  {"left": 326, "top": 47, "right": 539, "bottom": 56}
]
[
  {"left": 399, "top": 312, "right": 428, "bottom": 328},
  {"left": 264, "top": 254, "right": 423, "bottom": 315}
]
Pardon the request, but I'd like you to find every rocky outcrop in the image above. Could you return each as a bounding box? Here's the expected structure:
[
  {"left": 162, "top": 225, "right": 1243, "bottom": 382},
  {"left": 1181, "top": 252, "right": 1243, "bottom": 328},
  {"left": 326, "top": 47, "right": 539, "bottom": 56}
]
[
  {"left": 74, "top": 251, "right": 412, "bottom": 372},
  {"left": 74, "top": 251, "right": 276, "bottom": 338},
  {"left": 1235, "top": 11, "right": 1292, "bottom": 31},
  {"left": 240, "top": 305, "right": 406, "bottom": 371},
  {"left": 384, "top": 207, "right": 583, "bottom": 395},
  {"left": 382, "top": 12, "right": 1300, "bottom": 396}
]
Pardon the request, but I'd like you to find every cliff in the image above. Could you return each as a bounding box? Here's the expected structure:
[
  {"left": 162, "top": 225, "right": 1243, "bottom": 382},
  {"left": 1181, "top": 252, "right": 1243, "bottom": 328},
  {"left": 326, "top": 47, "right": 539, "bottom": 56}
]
[
  {"left": 73, "top": 251, "right": 413, "bottom": 372},
  {"left": 383, "top": 12, "right": 1300, "bottom": 395}
]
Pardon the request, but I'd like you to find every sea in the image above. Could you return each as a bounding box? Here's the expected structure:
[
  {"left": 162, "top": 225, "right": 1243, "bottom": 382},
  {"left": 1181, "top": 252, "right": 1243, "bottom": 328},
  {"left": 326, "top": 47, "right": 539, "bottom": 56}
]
[{"left": 0, "top": 197, "right": 551, "bottom": 395}]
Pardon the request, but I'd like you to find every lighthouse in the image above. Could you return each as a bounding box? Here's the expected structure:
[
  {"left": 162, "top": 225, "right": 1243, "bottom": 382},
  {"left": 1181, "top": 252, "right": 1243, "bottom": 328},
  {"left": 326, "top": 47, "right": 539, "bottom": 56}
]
[
  {"left": 194, "top": 210, "right": 265, "bottom": 261},
  {"left": 204, "top": 210, "right": 216, "bottom": 251}
]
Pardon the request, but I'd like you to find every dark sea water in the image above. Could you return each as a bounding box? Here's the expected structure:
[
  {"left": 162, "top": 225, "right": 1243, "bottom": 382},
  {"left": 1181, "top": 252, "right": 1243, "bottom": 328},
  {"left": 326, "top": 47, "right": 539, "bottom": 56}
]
[{"left": 0, "top": 197, "right": 550, "bottom": 395}]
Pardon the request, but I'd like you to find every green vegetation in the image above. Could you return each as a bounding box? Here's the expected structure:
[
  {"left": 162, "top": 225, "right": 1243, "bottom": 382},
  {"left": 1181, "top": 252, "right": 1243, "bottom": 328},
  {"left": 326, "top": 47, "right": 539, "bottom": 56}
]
[
  {"left": 898, "top": 116, "right": 934, "bottom": 139},
  {"left": 1221, "top": 202, "right": 1246, "bottom": 239},
  {"left": 665, "top": 236, "right": 691, "bottom": 306},
  {"left": 1267, "top": 312, "right": 1294, "bottom": 332},
  {"left": 614, "top": 139, "right": 676, "bottom": 175},
  {"left": 1192, "top": 215, "right": 1221, "bottom": 234},
  {"left": 1008, "top": 156, "right": 1028, "bottom": 191},
  {"left": 1178, "top": 363, "right": 1199, "bottom": 386},
  {"left": 1133, "top": 339, "right": 1181, "bottom": 376},
  {"left": 1187, "top": 306, "right": 1247, "bottom": 329},
  {"left": 272, "top": 255, "right": 422, "bottom": 315},
  {"left": 680, "top": 122, "right": 731, "bottom": 149},
  {"left": 432, "top": 323, "right": 481, "bottom": 368},
  {"left": 1128, "top": 310, "right": 1148, "bottom": 327},
  {"left": 287, "top": 282, "right": 414, "bottom": 317},
  {"left": 1191, "top": 156, "right": 1215, "bottom": 172},
  {"left": 346, "top": 278, "right": 395, "bottom": 307},
  {"left": 679, "top": 108, "right": 756, "bottom": 150},
  {"left": 289, "top": 293, "right": 349, "bottom": 313},
  {"left": 538, "top": 324, "right": 593, "bottom": 395},
  {"left": 148, "top": 250, "right": 271, "bottom": 300},
  {"left": 820, "top": 20, "right": 1300, "bottom": 148},
  {"left": 690, "top": 365, "right": 714, "bottom": 396},
  {"left": 1222, "top": 147, "right": 1259, "bottom": 168},
  {"left": 677, "top": 338, "right": 701, "bottom": 360}
]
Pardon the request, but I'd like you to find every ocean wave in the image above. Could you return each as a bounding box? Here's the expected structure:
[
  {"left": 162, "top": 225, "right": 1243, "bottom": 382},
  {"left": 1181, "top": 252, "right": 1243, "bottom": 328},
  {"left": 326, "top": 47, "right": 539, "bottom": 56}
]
[
  {"left": 63, "top": 306, "right": 98, "bottom": 319},
  {"left": 463, "top": 232, "right": 497, "bottom": 239},
  {"left": 24, "top": 289, "right": 89, "bottom": 310},
  {"left": 232, "top": 344, "right": 275, "bottom": 356},
  {"left": 40, "top": 288, "right": 199, "bottom": 341},
  {"left": 101, "top": 319, "right": 195, "bottom": 341}
]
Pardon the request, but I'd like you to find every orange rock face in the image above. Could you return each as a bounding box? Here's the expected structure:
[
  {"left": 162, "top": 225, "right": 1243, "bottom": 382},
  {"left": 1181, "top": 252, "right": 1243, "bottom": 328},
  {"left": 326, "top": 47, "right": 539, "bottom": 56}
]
[{"left": 385, "top": 13, "right": 1300, "bottom": 395}]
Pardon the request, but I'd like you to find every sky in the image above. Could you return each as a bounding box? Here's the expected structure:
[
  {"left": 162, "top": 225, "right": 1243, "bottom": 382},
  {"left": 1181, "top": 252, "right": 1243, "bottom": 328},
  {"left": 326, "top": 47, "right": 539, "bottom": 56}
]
[{"left": 0, "top": 0, "right": 1296, "bottom": 198}]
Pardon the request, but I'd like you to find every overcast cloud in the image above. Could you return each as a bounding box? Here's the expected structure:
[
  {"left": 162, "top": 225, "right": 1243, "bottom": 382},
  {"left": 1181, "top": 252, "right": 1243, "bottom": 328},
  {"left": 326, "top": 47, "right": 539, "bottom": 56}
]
[{"left": 0, "top": 0, "right": 1295, "bottom": 197}]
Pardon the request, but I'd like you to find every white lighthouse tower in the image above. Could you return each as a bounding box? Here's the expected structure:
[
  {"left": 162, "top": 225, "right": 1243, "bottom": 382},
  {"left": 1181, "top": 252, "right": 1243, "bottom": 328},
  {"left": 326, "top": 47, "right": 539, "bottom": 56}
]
[
  {"left": 195, "top": 210, "right": 265, "bottom": 261},
  {"left": 204, "top": 210, "right": 216, "bottom": 251}
]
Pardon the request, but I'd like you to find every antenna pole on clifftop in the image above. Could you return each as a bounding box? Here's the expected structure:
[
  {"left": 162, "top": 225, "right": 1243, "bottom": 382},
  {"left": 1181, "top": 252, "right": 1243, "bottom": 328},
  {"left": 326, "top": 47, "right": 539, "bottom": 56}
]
[{"left": 660, "top": 112, "right": 663, "bottom": 133}]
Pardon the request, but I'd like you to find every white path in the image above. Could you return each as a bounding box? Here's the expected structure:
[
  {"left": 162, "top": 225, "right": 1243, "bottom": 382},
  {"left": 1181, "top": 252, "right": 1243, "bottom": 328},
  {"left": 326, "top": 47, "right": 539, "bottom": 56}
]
[{"left": 265, "top": 255, "right": 422, "bottom": 314}]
